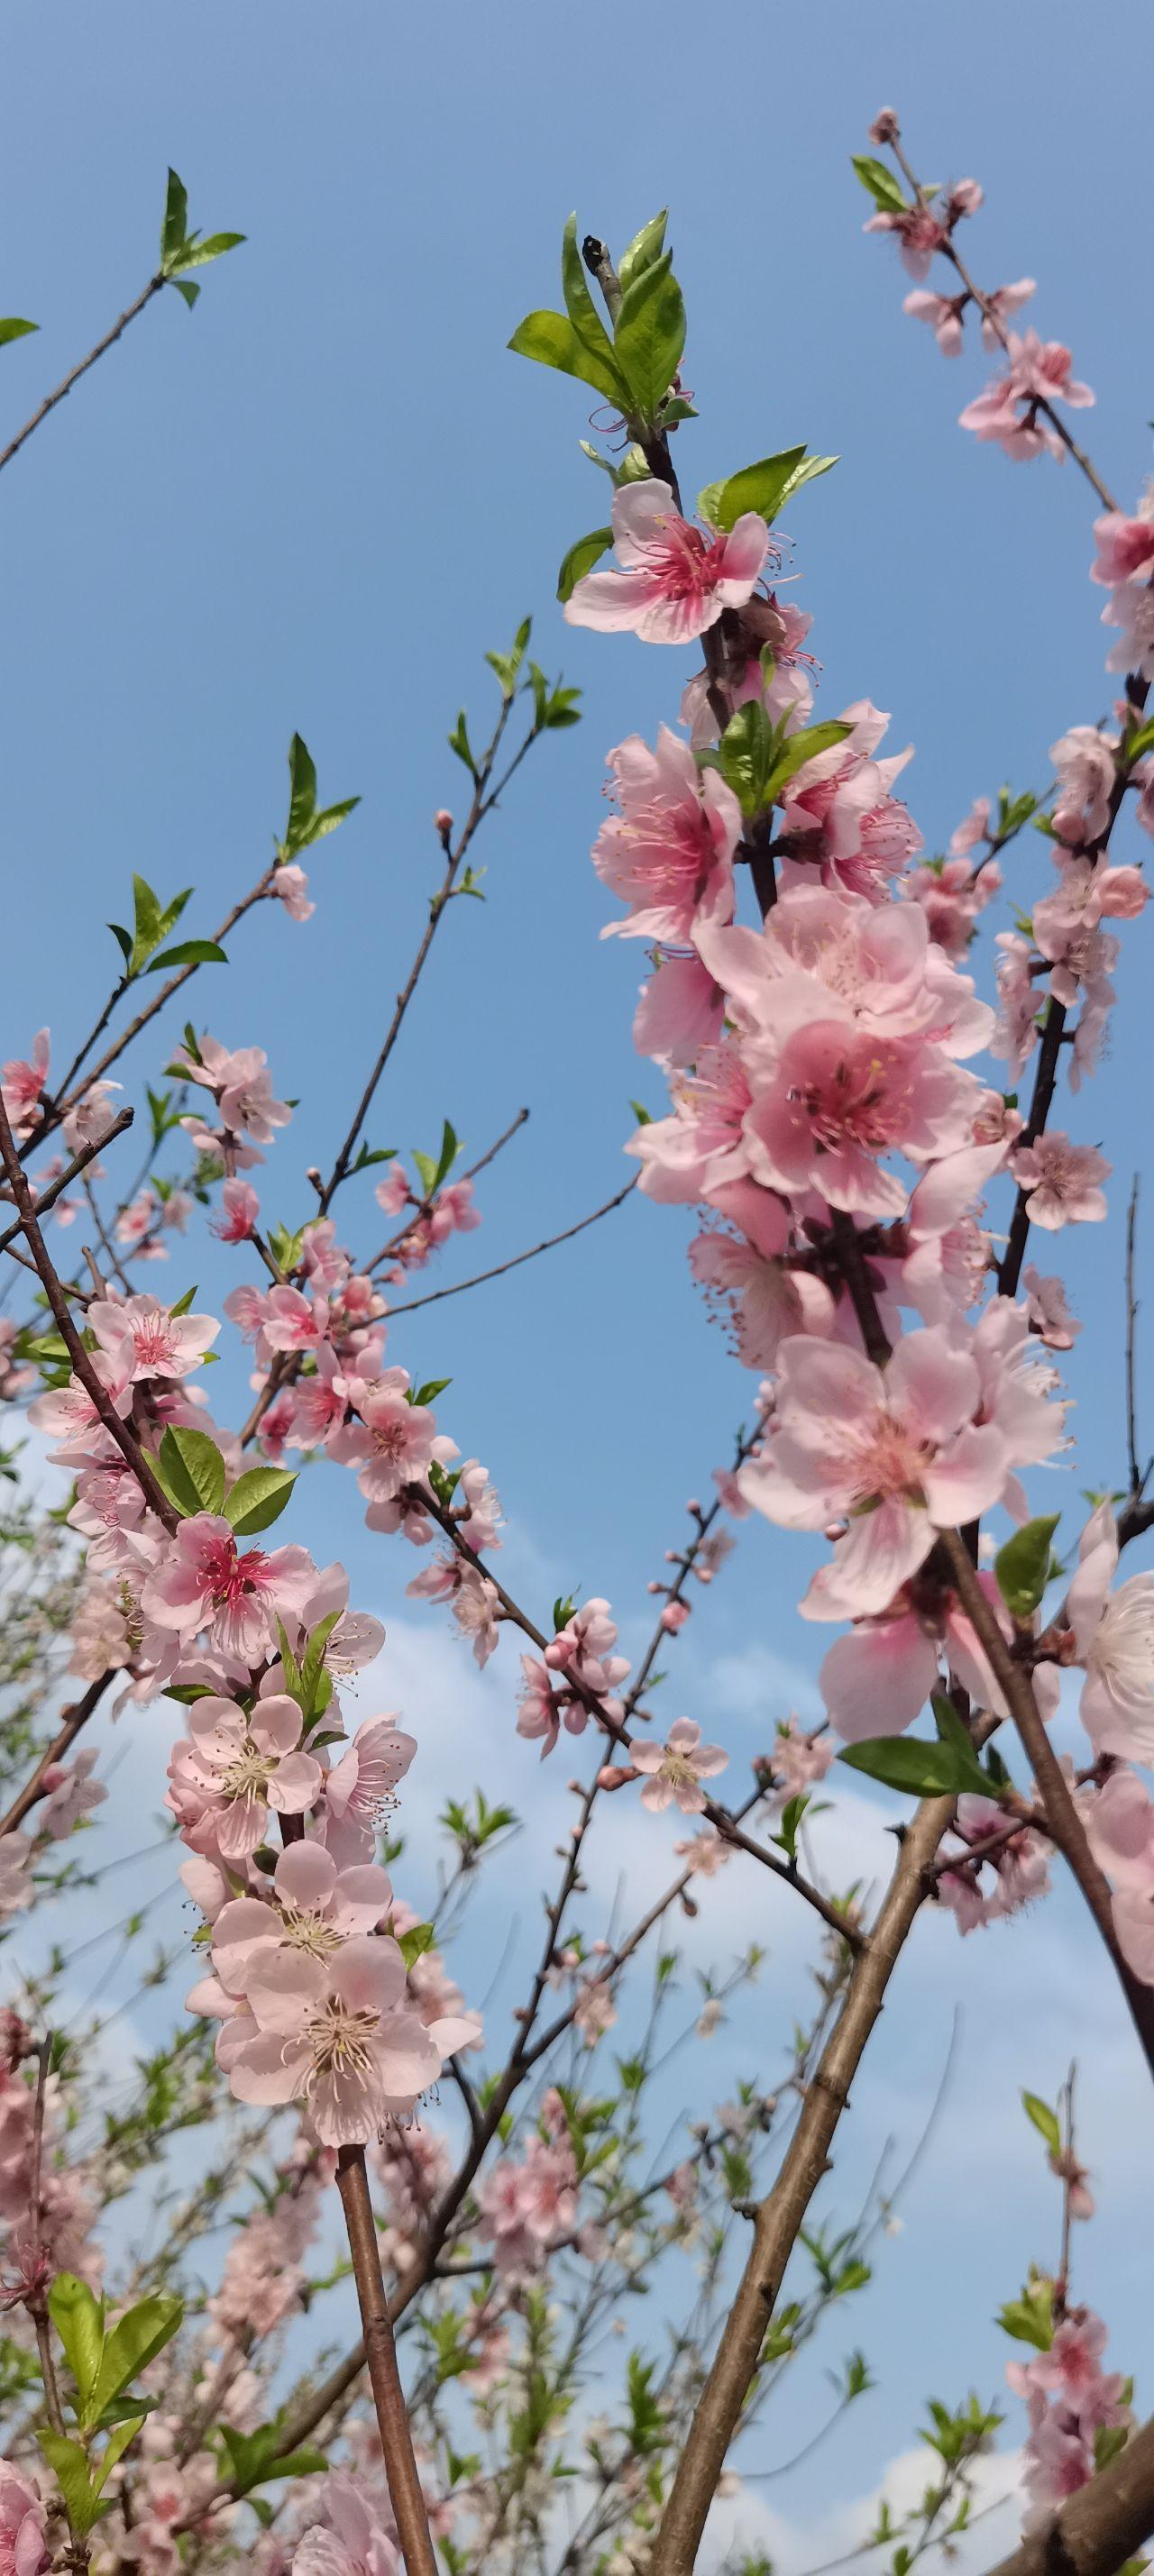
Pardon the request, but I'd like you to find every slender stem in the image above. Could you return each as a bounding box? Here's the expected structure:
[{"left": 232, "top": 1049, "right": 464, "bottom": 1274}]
[
  {"left": 0, "top": 1676, "right": 112, "bottom": 1837},
  {"left": 29, "top": 2035, "right": 68, "bottom": 2439},
  {"left": 0, "top": 274, "right": 165, "bottom": 480},
  {"left": 654, "top": 1793, "right": 956, "bottom": 2573},
  {"left": 884, "top": 127, "right": 1119, "bottom": 514},
  {"left": 1125, "top": 1175, "right": 1144, "bottom": 1501},
  {"left": 333, "top": 2147, "right": 438, "bottom": 2576},
  {"left": 378, "top": 1177, "right": 637, "bottom": 1316},
  {"left": 0, "top": 1108, "right": 133, "bottom": 1255},
  {"left": 0, "top": 1092, "right": 178, "bottom": 1531}
]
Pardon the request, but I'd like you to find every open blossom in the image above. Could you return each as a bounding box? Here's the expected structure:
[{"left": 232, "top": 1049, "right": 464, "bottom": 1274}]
[
  {"left": 274, "top": 861, "right": 315, "bottom": 921},
  {"left": 291, "top": 2477, "right": 400, "bottom": 2576},
  {"left": 213, "top": 1177, "right": 261, "bottom": 1241},
  {"left": 1090, "top": 502, "right": 1154, "bottom": 588},
  {"left": 1066, "top": 1502, "right": 1154, "bottom": 1763},
  {"left": 959, "top": 331, "right": 1094, "bottom": 461},
  {"left": 173, "top": 1035, "right": 292, "bottom": 1143},
  {"left": 1023, "top": 1265, "right": 1080, "bottom": 1350},
  {"left": 776, "top": 702, "right": 923, "bottom": 902},
  {"left": 863, "top": 201, "right": 948, "bottom": 279},
  {"left": 742, "top": 1311, "right": 1063, "bottom": 1621},
  {"left": 902, "top": 288, "right": 966, "bottom": 356},
  {"left": 88, "top": 1291, "right": 219, "bottom": 1382},
  {"left": 1100, "top": 575, "right": 1154, "bottom": 682},
  {"left": 630, "top": 1716, "right": 728, "bottom": 1813},
  {"left": 565, "top": 477, "right": 770, "bottom": 644},
  {"left": 168, "top": 1695, "right": 322, "bottom": 1859},
  {"left": 39, "top": 1749, "right": 106, "bottom": 1840},
  {"left": 0, "top": 1028, "right": 50, "bottom": 1139},
  {"left": 544, "top": 1597, "right": 630, "bottom": 1702},
  {"left": 62, "top": 1079, "right": 121, "bottom": 1156},
  {"left": 593, "top": 726, "right": 741, "bottom": 941},
  {"left": 330, "top": 1373, "right": 457, "bottom": 1509},
  {"left": 905, "top": 854, "right": 1000, "bottom": 961},
  {"left": 222, "top": 1936, "right": 443, "bottom": 2143},
  {"left": 937, "top": 1795, "right": 1051, "bottom": 1933},
  {"left": 0, "top": 2462, "right": 50, "bottom": 2576},
  {"left": 142, "top": 1514, "right": 316, "bottom": 1663},
  {"left": 0, "top": 1835, "right": 33, "bottom": 1918},
  {"left": 1049, "top": 726, "right": 1116, "bottom": 845},
  {"left": 324, "top": 1715, "right": 417, "bottom": 1861},
  {"left": 1011, "top": 1132, "right": 1110, "bottom": 1229}
]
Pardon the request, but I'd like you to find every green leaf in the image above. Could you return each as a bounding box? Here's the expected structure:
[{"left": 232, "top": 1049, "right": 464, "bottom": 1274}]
[
  {"left": 994, "top": 1514, "right": 1061, "bottom": 1621},
  {"left": 48, "top": 2274, "right": 105, "bottom": 2415},
  {"left": 397, "top": 1921, "right": 435, "bottom": 1969},
  {"left": 155, "top": 1426, "right": 227, "bottom": 1519},
  {"left": 763, "top": 717, "right": 853, "bottom": 803},
  {"left": 557, "top": 525, "right": 613, "bottom": 605},
  {"left": 698, "top": 447, "right": 808, "bottom": 533},
  {"left": 160, "top": 169, "right": 188, "bottom": 263},
  {"left": 561, "top": 214, "right": 621, "bottom": 386},
  {"left": 171, "top": 278, "right": 200, "bottom": 310},
  {"left": 306, "top": 796, "right": 361, "bottom": 846},
  {"left": 1021, "top": 2091, "right": 1062, "bottom": 2157},
  {"left": 1124, "top": 717, "right": 1154, "bottom": 763},
  {"left": 285, "top": 734, "right": 316, "bottom": 852},
  {"left": 0, "top": 317, "right": 37, "bottom": 345},
  {"left": 108, "top": 922, "right": 133, "bottom": 971},
  {"left": 447, "top": 711, "right": 475, "bottom": 775},
  {"left": 997, "top": 2278, "right": 1054, "bottom": 2352},
  {"left": 129, "top": 873, "right": 165, "bottom": 973},
  {"left": 166, "top": 231, "right": 246, "bottom": 271},
  {"left": 88, "top": 2293, "right": 182, "bottom": 2422},
  {"left": 94, "top": 2413, "right": 146, "bottom": 2493},
  {"left": 838, "top": 1735, "right": 975, "bottom": 1797},
  {"left": 147, "top": 939, "right": 227, "bottom": 973},
  {"left": 930, "top": 1694, "right": 991, "bottom": 1795},
  {"left": 413, "top": 1377, "right": 451, "bottom": 1408},
  {"left": 618, "top": 210, "right": 668, "bottom": 294},
  {"left": 38, "top": 2430, "right": 104, "bottom": 2535},
  {"left": 508, "top": 307, "right": 627, "bottom": 408},
  {"left": 715, "top": 700, "right": 778, "bottom": 817},
  {"left": 224, "top": 1466, "right": 297, "bottom": 1536},
  {"left": 851, "top": 153, "right": 910, "bottom": 214},
  {"left": 613, "top": 249, "right": 685, "bottom": 422}
]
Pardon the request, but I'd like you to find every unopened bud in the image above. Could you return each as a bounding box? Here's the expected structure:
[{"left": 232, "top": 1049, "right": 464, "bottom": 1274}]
[{"left": 434, "top": 808, "right": 453, "bottom": 837}]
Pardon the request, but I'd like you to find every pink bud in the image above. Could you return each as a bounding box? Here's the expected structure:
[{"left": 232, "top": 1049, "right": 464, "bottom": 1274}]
[
  {"left": 434, "top": 808, "right": 453, "bottom": 836},
  {"left": 661, "top": 1601, "right": 691, "bottom": 1633},
  {"left": 596, "top": 1763, "right": 636, "bottom": 1792}
]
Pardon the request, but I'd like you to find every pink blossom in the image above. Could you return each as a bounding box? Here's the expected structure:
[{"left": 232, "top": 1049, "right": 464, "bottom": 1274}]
[
  {"left": 516, "top": 1655, "right": 575, "bottom": 1759},
  {"left": 62, "top": 1079, "right": 121, "bottom": 1156},
  {"left": 690, "top": 1226, "right": 835, "bottom": 1373},
  {"left": 0, "top": 1028, "right": 50, "bottom": 1139},
  {"left": 959, "top": 331, "right": 1094, "bottom": 461},
  {"left": 743, "top": 1023, "right": 981, "bottom": 1219},
  {"left": 767, "top": 1719, "right": 834, "bottom": 1801},
  {"left": 374, "top": 1164, "right": 410, "bottom": 1218},
  {"left": 902, "top": 288, "right": 966, "bottom": 356},
  {"left": 174, "top": 1036, "right": 292, "bottom": 1144},
  {"left": 564, "top": 478, "right": 770, "bottom": 644},
  {"left": 673, "top": 1824, "right": 731, "bottom": 1876},
  {"left": 633, "top": 951, "right": 724, "bottom": 1067},
  {"left": 627, "top": 1039, "right": 756, "bottom": 1208},
  {"left": 1090, "top": 506, "right": 1154, "bottom": 588},
  {"left": 1023, "top": 1266, "right": 1081, "bottom": 1350},
  {"left": 223, "top": 1933, "right": 441, "bottom": 2142},
  {"left": 820, "top": 1578, "right": 1012, "bottom": 1739},
  {"left": 168, "top": 1694, "right": 322, "bottom": 1859},
  {"left": 544, "top": 1598, "right": 630, "bottom": 1702},
  {"left": 88, "top": 1291, "right": 219, "bottom": 1383},
  {"left": 142, "top": 1514, "right": 316, "bottom": 1662},
  {"left": 330, "top": 1373, "right": 456, "bottom": 1509},
  {"left": 863, "top": 203, "right": 948, "bottom": 279},
  {"left": 630, "top": 1716, "right": 728, "bottom": 1813},
  {"left": 979, "top": 278, "right": 1036, "bottom": 347},
  {"left": 0, "top": 1837, "right": 32, "bottom": 1918},
  {"left": 592, "top": 726, "right": 741, "bottom": 941},
  {"left": 906, "top": 855, "right": 1000, "bottom": 961},
  {"left": 1067, "top": 1503, "right": 1154, "bottom": 1762},
  {"left": 324, "top": 1715, "right": 417, "bottom": 1861},
  {"left": 937, "top": 1795, "right": 1051, "bottom": 1932},
  {"left": 274, "top": 862, "right": 315, "bottom": 921},
  {"left": 291, "top": 2475, "right": 400, "bottom": 2576},
  {"left": 573, "top": 1977, "right": 617, "bottom": 2043},
  {"left": 743, "top": 1313, "right": 1062, "bottom": 1620},
  {"left": 0, "top": 2462, "right": 50, "bottom": 2576},
  {"left": 39, "top": 1749, "right": 106, "bottom": 1840},
  {"left": 1049, "top": 726, "right": 1117, "bottom": 845},
  {"left": 1100, "top": 577, "right": 1154, "bottom": 682},
  {"left": 213, "top": 1178, "right": 261, "bottom": 1242},
  {"left": 949, "top": 798, "right": 991, "bottom": 857},
  {"left": 777, "top": 704, "right": 923, "bottom": 902},
  {"left": 1011, "top": 1132, "right": 1110, "bottom": 1229}
]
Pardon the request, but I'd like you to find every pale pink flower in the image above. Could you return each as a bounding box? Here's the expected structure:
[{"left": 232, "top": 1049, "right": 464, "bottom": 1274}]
[
  {"left": 174, "top": 1036, "right": 291, "bottom": 1143},
  {"left": 324, "top": 1715, "right": 417, "bottom": 1862},
  {"left": 906, "top": 854, "right": 1000, "bottom": 961},
  {"left": 769, "top": 1719, "right": 834, "bottom": 1801},
  {"left": 455, "top": 1459, "right": 503, "bottom": 1551},
  {"left": 39, "top": 1749, "right": 106, "bottom": 1840},
  {"left": 627, "top": 1039, "right": 756, "bottom": 1207},
  {"left": 142, "top": 1514, "right": 316, "bottom": 1662},
  {"left": 516, "top": 1655, "right": 573, "bottom": 1759},
  {"left": 673, "top": 1824, "right": 731, "bottom": 1875},
  {"left": 1101, "top": 577, "right": 1154, "bottom": 682},
  {"left": 633, "top": 950, "right": 724, "bottom": 1067},
  {"left": 0, "top": 1836, "right": 33, "bottom": 1918},
  {"left": 863, "top": 203, "right": 948, "bottom": 279},
  {"left": 275, "top": 863, "right": 315, "bottom": 921},
  {"left": 0, "top": 2462, "right": 50, "bottom": 2576},
  {"left": 573, "top": 1977, "right": 617, "bottom": 2043},
  {"left": 902, "top": 288, "right": 966, "bottom": 356},
  {"left": 593, "top": 726, "right": 740, "bottom": 941},
  {"left": 26, "top": 1350, "right": 133, "bottom": 1461},
  {"left": 0, "top": 1028, "right": 50, "bottom": 1139},
  {"left": 979, "top": 279, "right": 1036, "bottom": 347},
  {"left": 374, "top": 1164, "right": 411, "bottom": 1218},
  {"left": 937, "top": 1795, "right": 1051, "bottom": 1932},
  {"left": 330, "top": 1373, "right": 456, "bottom": 1508},
  {"left": 744, "top": 1312, "right": 1062, "bottom": 1621},
  {"left": 948, "top": 798, "right": 992, "bottom": 856},
  {"left": 742, "top": 1023, "right": 981, "bottom": 1219},
  {"left": 959, "top": 331, "right": 1094, "bottom": 461},
  {"left": 213, "top": 1178, "right": 261, "bottom": 1242},
  {"left": 88, "top": 1291, "right": 219, "bottom": 1383},
  {"left": 291, "top": 2475, "right": 400, "bottom": 2576},
  {"left": 1011, "top": 1132, "right": 1110, "bottom": 1229},
  {"left": 224, "top": 1935, "right": 441, "bottom": 2142},
  {"left": 1067, "top": 1502, "right": 1154, "bottom": 1763},
  {"left": 565, "top": 478, "right": 769, "bottom": 644},
  {"left": 630, "top": 1716, "right": 728, "bottom": 1813},
  {"left": 544, "top": 1597, "right": 630, "bottom": 1702},
  {"left": 169, "top": 1694, "right": 322, "bottom": 1859},
  {"left": 209, "top": 1843, "right": 393, "bottom": 2001},
  {"left": 1023, "top": 1266, "right": 1081, "bottom": 1350},
  {"left": 62, "top": 1080, "right": 121, "bottom": 1156},
  {"left": 777, "top": 704, "right": 923, "bottom": 903},
  {"left": 1049, "top": 726, "right": 1117, "bottom": 845},
  {"left": 820, "top": 1578, "right": 1012, "bottom": 1739},
  {"left": 1090, "top": 506, "right": 1154, "bottom": 588}
]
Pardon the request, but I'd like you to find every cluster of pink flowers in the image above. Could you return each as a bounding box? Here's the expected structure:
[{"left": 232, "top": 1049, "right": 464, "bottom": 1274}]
[
  {"left": 1093, "top": 496, "right": 1154, "bottom": 688},
  {"left": 476, "top": 2089, "right": 590, "bottom": 2278},
  {"left": 170, "top": 1031, "right": 292, "bottom": 1174},
  {"left": 1008, "top": 2307, "right": 1131, "bottom": 2525}
]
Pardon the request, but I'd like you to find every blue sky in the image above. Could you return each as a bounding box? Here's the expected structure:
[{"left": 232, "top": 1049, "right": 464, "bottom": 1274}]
[{"left": 5, "top": 0, "right": 1154, "bottom": 2560}]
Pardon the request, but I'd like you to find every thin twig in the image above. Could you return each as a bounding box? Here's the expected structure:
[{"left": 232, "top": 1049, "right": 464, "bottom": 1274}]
[
  {"left": 0, "top": 273, "right": 165, "bottom": 479},
  {"left": 379, "top": 1177, "right": 637, "bottom": 1316},
  {"left": 0, "top": 1108, "right": 133, "bottom": 1255},
  {"left": 0, "top": 1676, "right": 113, "bottom": 1838},
  {"left": 1125, "top": 1176, "right": 1145, "bottom": 1502}
]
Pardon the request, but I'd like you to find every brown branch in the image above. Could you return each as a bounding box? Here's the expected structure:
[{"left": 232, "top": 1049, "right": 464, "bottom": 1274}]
[
  {"left": 0, "top": 1092, "right": 178, "bottom": 1531},
  {"left": 654, "top": 1792, "right": 956, "bottom": 2572},
  {"left": 0, "top": 1675, "right": 113, "bottom": 1838},
  {"left": 378, "top": 1177, "right": 637, "bottom": 1316},
  {"left": 883, "top": 122, "right": 1119, "bottom": 515},
  {"left": 334, "top": 2148, "right": 437, "bottom": 2576},
  {"left": 0, "top": 274, "right": 165, "bottom": 479},
  {"left": 1125, "top": 1174, "right": 1145, "bottom": 1504},
  {"left": 0, "top": 1108, "right": 134, "bottom": 1255},
  {"left": 983, "top": 2409, "right": 1154, "bottom": 2576}
]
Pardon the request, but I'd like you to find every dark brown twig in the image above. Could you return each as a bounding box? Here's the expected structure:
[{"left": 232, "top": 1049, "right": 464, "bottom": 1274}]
[
  {"left": 0, "top": 274, "right": 165, "bottom": 480},
  {"left": 0, "top": 1109, "right": 133, "bottom": 1256}
]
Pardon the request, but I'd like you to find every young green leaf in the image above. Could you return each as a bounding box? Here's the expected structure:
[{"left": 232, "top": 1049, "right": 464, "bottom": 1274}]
[
  {"left": 48, "top": 2273, "right": 105, "bottom": 2415},
  {"left": 557, "top": 526, "right": 613, "bottom": 604},
  {"left": 88, "top": 2292, "right": 182, "bottom": 2422},
  {"left": 166, "top": 231, "right": 246, "bottom": 272},
  {"left": 0, "top": 317, "right": 37, "bottom": 345},
  {"left": 850, "top": 153, "right": 910, "bottom": 215},
  {"left": 156, "top": 1426, "right": 227, "bottom": 1519},
  {"left": 1021, "top": 2090, "right": 1062, "bottom": 2157},
  {"left": 930, "top": 1694, "right": 992, "bottom": 1795},
  {"left": 160, "top": 169, "right": 188, "bottom": 263},
  {"left": 223, "top": 1466, "right": 298, "bottom": 1537},
  {"left": 994, "top": 1514, "right": 1061, "bottom": 1620},
  {"left": 561, "top": 214, "right": 620, "bottom": 382},
  {"left": 147, "top": 939, "right": 227, "bottom": 973},
  {"left": 508, "top": 308, "right": 627, "bottom": 408},
  {"left": 698, "top": 447, "right": 808, "bottom": 533},
  {"left": 838, "top": 1735, "right": 975, "bottom": 1796},
  {"left": 618, "top": 210, "right": 668, "bottom": 294},
  {"left": 93, "top": 2413, "right": 147, "bottom": 2494},
  {"left": 397, "top": 1921, "right": 435, "bottom": 1970},
  {"left": 613, "top": 249, "right": 686, "bottom": 422},
  {"left": 37, "top": 2431, "right": 104, "bottom": 2535}
]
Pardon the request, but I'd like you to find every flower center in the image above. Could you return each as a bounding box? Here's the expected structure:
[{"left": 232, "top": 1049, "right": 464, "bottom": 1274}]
[
  {"left": 306, "top": 1996, "right": 379, "bottom": 2083},
  {"left": 221, "top": 1746, "right": 276, "bottom": 1799},
  {"left": 282, "top": 1904, "right": 343, "bottom": 1959}
]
